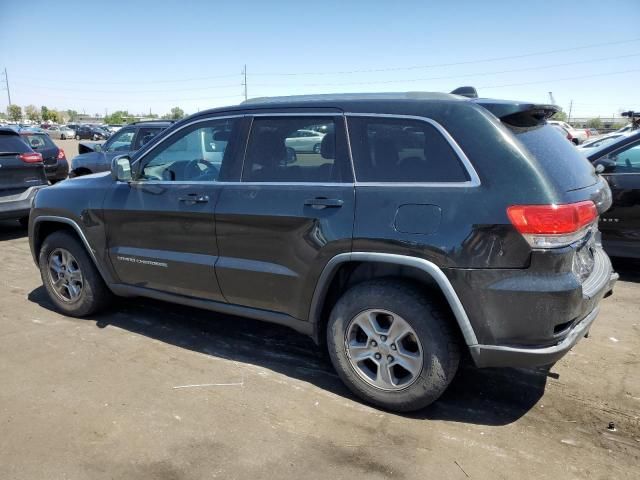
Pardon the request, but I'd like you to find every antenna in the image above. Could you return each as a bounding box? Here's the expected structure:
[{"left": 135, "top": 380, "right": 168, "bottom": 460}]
[{"left": 242, "top": 65, "right": 247, "bottom": 102}]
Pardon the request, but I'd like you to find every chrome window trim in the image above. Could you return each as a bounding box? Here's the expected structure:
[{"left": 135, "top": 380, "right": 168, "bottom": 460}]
[{"left": 344, "top": 112, "right": 481, "bottom": 187}]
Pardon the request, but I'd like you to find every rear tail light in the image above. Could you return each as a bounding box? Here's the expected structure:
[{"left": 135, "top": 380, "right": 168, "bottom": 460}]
[
  {"left": 19, "top": 152, "right": 43, "bottom": 164},
  {"left": 57, "top": 148, "right": 66, "bottom": 161},
  {"left": 507, "top": 200, "right": 597, "bottom": 248}
]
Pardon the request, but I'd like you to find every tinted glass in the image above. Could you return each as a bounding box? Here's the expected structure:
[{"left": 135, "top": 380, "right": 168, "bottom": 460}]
[
  {"left": 0, "top": 134, "right": 30, "bottom": 153},
  {"left": 510, "top": 123, "right": 597, "bottom": 191},
  {"left": 243, "top": 117, "right": 344, "bottom": 182},
  {"left": 134, "top": 127, "right": 162, "bottom": 150},
  {"left": 20, "top": 133, "right": 55, "bottom": 150},
  {"left": 105, "top": 129, "right": 135, "bottom": 152},
  {"left": 348, "top": 117, "right": 469, "bottom": 182},
  {"left": 140, "top": 118, "right": 238, "bottom": 182}
]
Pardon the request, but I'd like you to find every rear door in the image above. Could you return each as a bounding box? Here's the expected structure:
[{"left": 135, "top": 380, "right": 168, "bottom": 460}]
[
  {"left": 593, "top": 139, "right": 640, "bottom": 255},
  {"left": 0, "top": 132, "right": 46, "bottom": 194},
  {"left": 214, "top": 113, "right": 354, "bottom": 320},
  {"left": 104, "top": 116, "right": 246, "bottom": 301}
]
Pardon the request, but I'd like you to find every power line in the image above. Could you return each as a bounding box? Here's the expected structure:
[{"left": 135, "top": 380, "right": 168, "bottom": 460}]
[
  {"left": 250, "top": 38, "right": 640, "bottom": 76},
  {"left": 476, "top": 68, "right": 640, "bottom": 89},
  {"left": 12, "top": 53, "right": 639, "bottom": 94},
  {"left": 248, "top": 53, "right": 640, "bottom": 88}
]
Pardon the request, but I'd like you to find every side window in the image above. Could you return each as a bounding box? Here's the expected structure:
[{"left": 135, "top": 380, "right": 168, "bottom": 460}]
[
  {"left": 140, "top": 118, "right": 239, "bottom": 182},
  {"left": 603, "top": 142, "right": 640, "bottom": 173},
  {"left": 105, "top": 129, "right": 135, "bottom": 152},
  {"left": 347, "top": 116, "right": 469, "bottom": 183},
  {"left": 243, "top": 117, "right": 347, "bottom": 182},
  {"left": 133, "top": 127, "right": 162, "bottom": 150}
]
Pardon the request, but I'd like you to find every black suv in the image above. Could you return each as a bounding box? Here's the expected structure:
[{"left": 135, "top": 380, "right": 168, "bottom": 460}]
[
  {"left": 28, "top": 91, "right": 617, "bottom": 412},
  {"left": 69, "top": 121, "right": 172, "bottom": 177},
  {"left": 75, "top": 125, "right": 110, "bottom": 141},
  {"left": 0, "top": 128, "right": 47, "bottom": 224},
  {"left": 19, "top": 131, "right": 69, "bottom": 183}
]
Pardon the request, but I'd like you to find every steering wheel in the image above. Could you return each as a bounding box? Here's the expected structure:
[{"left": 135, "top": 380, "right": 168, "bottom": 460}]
[{"left": 184, "top": 158, "right": 219, "bottom": 181}]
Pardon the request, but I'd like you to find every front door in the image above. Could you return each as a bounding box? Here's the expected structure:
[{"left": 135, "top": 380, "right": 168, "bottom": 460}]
[
  {"left": 215, "top": 114, "right": 355, "bottom": 320},
  {"left": 598, "top": 139, "right": 640, "bottom": 256},
  {"left": 104, "top": 117, "right": 245, "bottom": 301}
]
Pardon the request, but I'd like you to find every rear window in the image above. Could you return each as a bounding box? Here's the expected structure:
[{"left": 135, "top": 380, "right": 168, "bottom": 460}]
[
  {"left": 0, "top": 134, "right": 30, "bottom": 153},
  {"left": 20, "top": 133, "right": 56, "bottom": 150},
  {"left": 509, "top": 124, "right": 596, "bottom": 191},
  {"left": 347, "top": 117, "right": 469, "bottom": 183}
]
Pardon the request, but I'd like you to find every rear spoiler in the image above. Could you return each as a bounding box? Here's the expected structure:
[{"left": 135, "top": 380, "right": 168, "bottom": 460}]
[{"left": 474, "top": 99, "right": 559, "bottom": 127}]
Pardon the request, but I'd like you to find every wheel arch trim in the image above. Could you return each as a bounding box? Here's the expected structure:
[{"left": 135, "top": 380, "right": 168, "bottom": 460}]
[
  {"left": 309, "top": 252, "right": 478, "bottom": 346},
  {"left": 31, "top": 216, "right": 107, "bottom": 280}
]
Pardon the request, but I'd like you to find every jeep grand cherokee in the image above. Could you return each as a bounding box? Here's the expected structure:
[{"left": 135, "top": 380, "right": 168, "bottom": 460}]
[{"left": 28, "top": 90, "right": 617, "bottom": 412}]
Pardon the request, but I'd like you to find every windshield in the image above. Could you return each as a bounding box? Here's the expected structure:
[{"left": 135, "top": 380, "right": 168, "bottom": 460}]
[{"left": 587, "top": 131, "right": 640, "bottom": 159}]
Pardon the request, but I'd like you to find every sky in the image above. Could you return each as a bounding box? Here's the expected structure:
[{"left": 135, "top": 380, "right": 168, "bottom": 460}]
[{"left": 1, "top": 0, "right": 639, "bottom": 119}]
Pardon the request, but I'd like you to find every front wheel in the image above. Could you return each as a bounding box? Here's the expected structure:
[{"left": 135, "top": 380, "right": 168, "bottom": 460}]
[
  {"left": 39, "top": 231, "right": 112, "bottom": 317},
  {"left": 327, "top": 279, "right": 460, "bottom": 412},
  {"left": 60, "top": 134, "right": 66, "bottom": 140}
]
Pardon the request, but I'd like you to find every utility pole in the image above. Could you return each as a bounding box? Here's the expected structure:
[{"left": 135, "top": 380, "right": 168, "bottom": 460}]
[
  {"left": 568, "top": 100, "right": 573, "bottom": 123},
  {"left": 2, "top": 68, "right": 11, "bottom": 106},
  {"left": 242, "top": 64, "right": 247, "bottom": 102}
]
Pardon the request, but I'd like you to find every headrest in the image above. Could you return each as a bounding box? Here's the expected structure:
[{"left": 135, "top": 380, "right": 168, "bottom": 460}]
[{"left": 320, "top": 133, "right": 335, "bottom": 159}]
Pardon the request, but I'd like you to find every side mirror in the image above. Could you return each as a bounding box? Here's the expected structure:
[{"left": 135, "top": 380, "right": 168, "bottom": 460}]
[
  {"left": 594, "top": 157, "right": 616, "bottom": 174},
  {"left": 94, "top": 143, "right": 103, "bottom": 152},
  {"left": 595, "top": 164, "right": 605, "bottom": 174},
  {"left": 111, "top": 155, "right": 132, "bottom": 182}
]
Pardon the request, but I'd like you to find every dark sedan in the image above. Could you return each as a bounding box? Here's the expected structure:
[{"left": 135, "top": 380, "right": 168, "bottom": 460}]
[
  {"left": 19, "top": 131, "right": 69, "bottom": 183},
  {"left": 75, "top": 125, "right": 110, "bottom": 141},
  {"left": 586, "top": 129, "right": 640, "bottom": 258}
]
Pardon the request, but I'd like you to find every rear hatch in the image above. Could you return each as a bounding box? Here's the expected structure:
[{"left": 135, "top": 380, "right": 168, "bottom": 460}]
[
  {"left": 476, "top": 99, "right": 598, "bottom": 192},
  {"left": 20, "top": 132, "right": 59, "bottom": 168},
  {"left": 0, "top": 131, "right": 47, "bottom": 195}
]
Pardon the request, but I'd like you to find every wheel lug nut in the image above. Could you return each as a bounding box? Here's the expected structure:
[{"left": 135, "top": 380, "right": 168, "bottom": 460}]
[
  {"left": 387, "top": 355, "right": 394, "bottom": 362},
  {"left": 391, "top": 344, "right": 397, "bottom": 351},
  {"left": 370, "top": 340, "right": 377, "bottom": 347},
  {"left": 374, "top": 353, "right": 382, "bottom": 360},
  {"left": 380, "top": 335, "right": 387, "bottom": 342}
]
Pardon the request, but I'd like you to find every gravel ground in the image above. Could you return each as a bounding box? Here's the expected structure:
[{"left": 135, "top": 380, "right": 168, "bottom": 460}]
[{"left": 0, "top": 215, "right": 638, "bottom": 479}]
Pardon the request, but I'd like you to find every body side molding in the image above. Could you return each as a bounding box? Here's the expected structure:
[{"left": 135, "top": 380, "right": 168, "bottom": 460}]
[{"left": 309, "top": 252, "right": 478, "bottom": 346}]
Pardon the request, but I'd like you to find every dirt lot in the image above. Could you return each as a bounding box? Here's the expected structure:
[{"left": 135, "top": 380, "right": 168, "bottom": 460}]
[{"left": 0, "top": 219, "right": 639, "bottom": 479}]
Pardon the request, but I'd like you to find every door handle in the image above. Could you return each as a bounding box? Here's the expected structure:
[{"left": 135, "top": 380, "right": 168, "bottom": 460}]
[
  {"left": 304, "top": 197, "right": 344, "bottom": 209},
  {"left": 178, "top": 193, "right": 209, "bottom": 204}
]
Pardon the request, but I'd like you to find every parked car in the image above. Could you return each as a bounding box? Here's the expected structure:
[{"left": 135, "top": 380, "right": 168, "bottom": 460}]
[
  {"left": 588, "top": 128, "right": 600, "bottom": 137},
  {"left": 285, "top": 129, "right": 326, "bottom": 153},
  {"left": 29, "top": 90, "right": 616, "bottom": 412},
  {"left": 584, "top": 130, "right": 640, "bottom": 259},
  {"left": 578, "top": 132, "right": 627, "bottom": 150},
  {"left": 548, "top": 120, "right": 587, "bottom": 145},
  {"left": 69, "top": 121, "right": 172, "bottom": 177},
  {"left": 550, "top": 123, "right": 573, "bottom": 143},
  {"left": 75, "top": 125, "right": 110, "bottom": 141},
  {"left": 46, "top": 125, "right": 76, "bottom": 140},
  {"left": 0, "top": 128, "right": 47, "bottom": 225},
  {"left": 18, "top": 131, "right": 69, "bottom": 183}
]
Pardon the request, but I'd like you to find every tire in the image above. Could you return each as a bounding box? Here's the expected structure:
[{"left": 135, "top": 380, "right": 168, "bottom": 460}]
[
  {"left": 313, "top": 143, "right": 321, "bottom": 154},
  {"left": 61, "top": 134, "right": 65, "bottom": 140},
  {"left": 38, "top": 231, "right": 112, "bottom": 317},
  {"left": 327, "top": 279, "right": 460, "bottom": 412},
  {"left": 75, "top": 134, "right": 80, "bottom": 140}
]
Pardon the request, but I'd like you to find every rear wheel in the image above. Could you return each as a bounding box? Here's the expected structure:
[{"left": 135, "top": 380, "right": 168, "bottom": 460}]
[
  {"left": 327, "top": 279, "right": 460, "bottom": 412},
  {"left": 75, "top": 134, "right": 80, "bottom": 140},
  {"left": 61, "top": 134, "right": 66, "bottom": 140},
  {"left": 39, "top": 231, "right": 112, "bottom": 316}
]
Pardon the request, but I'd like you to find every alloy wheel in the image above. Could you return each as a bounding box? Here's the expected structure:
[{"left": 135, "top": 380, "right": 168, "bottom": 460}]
[
  {"left": 47, "top": 248, "right": 84, "bottom": 303},
  {"left": 345, "top": 309, "right": 423, "bottom": 391}
]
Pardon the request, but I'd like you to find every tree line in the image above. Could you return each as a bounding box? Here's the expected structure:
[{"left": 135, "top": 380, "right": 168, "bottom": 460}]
[{"left": 3, "top": 105, "right": 186, "bottom": 124}]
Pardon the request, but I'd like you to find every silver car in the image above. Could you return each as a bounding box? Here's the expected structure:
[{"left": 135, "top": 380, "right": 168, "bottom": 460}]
[{"left": 46, "top": 125, "right": 76, "bottom": 140}]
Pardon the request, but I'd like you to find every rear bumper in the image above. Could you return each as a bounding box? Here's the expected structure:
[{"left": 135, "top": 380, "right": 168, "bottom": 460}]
[
  {"left": 44, "top": 160, "right": 69, "bottom": 182},
  {"left": 470, "top": 272, "right": 617, "bottom": 368},
  {"left": 446, "top": 243, "right": 616, "bottom": 368},
  {"left": 0, "top": 185, "right": 46, "bottom": 220}
]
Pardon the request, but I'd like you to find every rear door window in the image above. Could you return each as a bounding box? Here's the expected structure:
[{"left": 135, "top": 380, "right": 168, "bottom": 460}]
[
  {"left": 242, "top": 116, "right": 350, "bottom": 183},
  {"left": 347, "top": 116, "right": 469, "bottom": 182}
]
